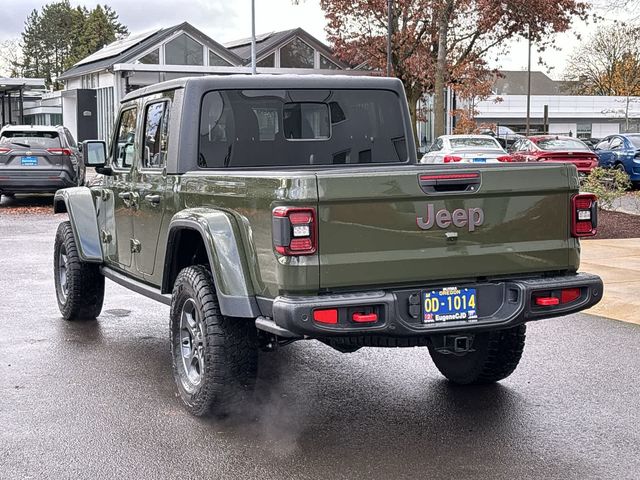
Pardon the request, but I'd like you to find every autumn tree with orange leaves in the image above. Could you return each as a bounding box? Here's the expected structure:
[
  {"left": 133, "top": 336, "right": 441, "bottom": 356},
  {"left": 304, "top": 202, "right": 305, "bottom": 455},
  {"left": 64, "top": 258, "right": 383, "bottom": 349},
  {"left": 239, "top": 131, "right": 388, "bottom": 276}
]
[{"left": 320, "top": 0, "right": 588, "bottom": 140}]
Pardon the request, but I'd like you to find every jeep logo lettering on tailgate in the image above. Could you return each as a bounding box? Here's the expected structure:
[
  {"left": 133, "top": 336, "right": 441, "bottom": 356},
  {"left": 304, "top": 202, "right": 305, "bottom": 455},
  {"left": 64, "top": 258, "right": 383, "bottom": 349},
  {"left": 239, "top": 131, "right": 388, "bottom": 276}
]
[{"left": 417, "top": 205, "right": 484, "bottom": 231}]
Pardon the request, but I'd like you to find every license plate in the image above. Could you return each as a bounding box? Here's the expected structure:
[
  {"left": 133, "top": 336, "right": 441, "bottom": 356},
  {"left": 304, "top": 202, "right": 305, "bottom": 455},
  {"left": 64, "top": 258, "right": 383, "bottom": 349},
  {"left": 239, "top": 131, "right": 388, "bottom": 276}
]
[
  {"left": 422, "top": 287, "right": 478, "bottom": 323},
  {"left": 472, "top": 157, "right": 486, "bottom": 163},
  {"left": 21, "top": 156, "right": 38, "bottom": 166}
]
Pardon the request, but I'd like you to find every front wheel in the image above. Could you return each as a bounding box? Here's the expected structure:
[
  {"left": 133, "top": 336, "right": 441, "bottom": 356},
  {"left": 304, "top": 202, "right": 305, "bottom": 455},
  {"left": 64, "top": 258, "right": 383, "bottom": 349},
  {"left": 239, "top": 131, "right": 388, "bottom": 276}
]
[
  {"left": 54, "top": 221, "right": 105, "bottom": 320},
  {"left": 170, "top": 265, "right": 258, "bottom": 417},
  {"left": 428, "top": 325, "right": 526, "bottom": 385}
]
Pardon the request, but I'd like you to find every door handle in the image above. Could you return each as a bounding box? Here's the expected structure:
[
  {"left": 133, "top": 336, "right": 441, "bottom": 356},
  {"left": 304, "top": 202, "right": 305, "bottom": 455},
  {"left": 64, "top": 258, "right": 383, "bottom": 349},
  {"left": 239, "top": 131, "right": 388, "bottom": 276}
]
[
  {"left": 118, "top": 192, "right": 132, "bottom": 200},
  {"left": 144, "top": 194, "right": 162, "bottom": 205}
]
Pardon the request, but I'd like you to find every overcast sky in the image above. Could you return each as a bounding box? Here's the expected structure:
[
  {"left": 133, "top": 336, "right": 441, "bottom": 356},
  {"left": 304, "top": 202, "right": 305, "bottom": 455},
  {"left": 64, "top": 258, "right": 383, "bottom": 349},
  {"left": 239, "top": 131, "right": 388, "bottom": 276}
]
[{"left": 0, "top": 0, "right": 610, "bottom": 79}]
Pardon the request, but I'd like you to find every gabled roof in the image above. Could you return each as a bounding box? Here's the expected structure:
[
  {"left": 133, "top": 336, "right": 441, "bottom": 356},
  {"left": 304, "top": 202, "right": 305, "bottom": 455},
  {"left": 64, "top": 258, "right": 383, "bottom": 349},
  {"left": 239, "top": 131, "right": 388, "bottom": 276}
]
[
  {"left": 493, "top": 70, "right": 563, "bottom": 96},
  {"left": 59, "top": 22, "right": 243, "bottom": 80},
  {"left": 224, "top": 28, "right": 347, "bottom": 68}
]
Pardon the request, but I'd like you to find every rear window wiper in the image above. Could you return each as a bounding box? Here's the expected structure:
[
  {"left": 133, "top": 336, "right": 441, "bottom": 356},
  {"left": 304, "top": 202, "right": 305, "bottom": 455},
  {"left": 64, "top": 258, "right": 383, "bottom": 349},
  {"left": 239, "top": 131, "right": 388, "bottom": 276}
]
[{"left": 9, "top": 141, "right": 31, "bottom": 148}]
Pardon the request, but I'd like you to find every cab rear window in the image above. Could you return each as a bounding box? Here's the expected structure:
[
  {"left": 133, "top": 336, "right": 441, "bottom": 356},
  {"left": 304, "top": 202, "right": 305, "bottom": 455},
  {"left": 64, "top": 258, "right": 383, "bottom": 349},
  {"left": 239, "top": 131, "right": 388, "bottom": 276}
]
[
  {"left": 198, "top": 89, "right": 408, "bottom": 168},
  {"left": 0, "top": 131, "right": 62, "bottom": 149}
]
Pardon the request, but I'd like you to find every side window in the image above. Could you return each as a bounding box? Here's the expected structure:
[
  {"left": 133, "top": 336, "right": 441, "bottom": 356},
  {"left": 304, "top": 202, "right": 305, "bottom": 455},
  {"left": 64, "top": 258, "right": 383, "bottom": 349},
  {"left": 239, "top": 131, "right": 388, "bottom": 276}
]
[
  {"left": 610, "top": 137, "right": 623, "bottom": 150},
  {"left": 64, "top": 129, "right": 77, "bottom": 148},
  {"left": 595, "top": 138, "right": 610, "bottom": 151},
  {"left": 142, "top": 101, "right": 169, "bottom": 169},
  {"left": 510, "top": 139, "right": 521, "bottom": 152},
  {"left": 112, "top": 107, "right": 138, "bottom": 169}
]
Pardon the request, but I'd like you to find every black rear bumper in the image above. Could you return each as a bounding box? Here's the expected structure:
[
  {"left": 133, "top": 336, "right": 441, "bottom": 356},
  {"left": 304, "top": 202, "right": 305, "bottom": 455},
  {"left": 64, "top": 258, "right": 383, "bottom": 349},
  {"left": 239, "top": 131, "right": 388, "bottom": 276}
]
[
  {"left": 268, "top": 273, "right": 603, "bottom": 338},
  {"left": 0, "top": 169, "right": 76, "bottom": 193}
]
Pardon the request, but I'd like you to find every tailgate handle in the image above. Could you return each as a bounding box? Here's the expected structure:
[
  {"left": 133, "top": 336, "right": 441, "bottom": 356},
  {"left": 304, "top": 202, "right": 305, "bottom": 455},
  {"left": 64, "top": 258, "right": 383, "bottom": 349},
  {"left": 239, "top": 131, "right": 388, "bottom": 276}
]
[{"left": 419, "top": 172, "right": 480, "bottom": 194}]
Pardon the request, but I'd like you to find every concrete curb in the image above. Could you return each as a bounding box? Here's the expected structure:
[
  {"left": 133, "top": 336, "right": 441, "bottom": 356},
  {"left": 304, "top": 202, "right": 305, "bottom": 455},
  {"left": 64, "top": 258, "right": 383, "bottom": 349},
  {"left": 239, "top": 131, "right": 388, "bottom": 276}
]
[{"left": 581, "top": 238, "right": 640, "bottom": 325}]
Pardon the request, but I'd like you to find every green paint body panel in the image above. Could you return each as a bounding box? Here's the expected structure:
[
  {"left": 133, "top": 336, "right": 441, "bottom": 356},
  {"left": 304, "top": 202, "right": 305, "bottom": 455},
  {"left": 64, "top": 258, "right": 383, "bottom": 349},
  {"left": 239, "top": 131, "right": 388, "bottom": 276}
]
[{"left": 316, "top": 163, "right": 579, "bottom": 289}]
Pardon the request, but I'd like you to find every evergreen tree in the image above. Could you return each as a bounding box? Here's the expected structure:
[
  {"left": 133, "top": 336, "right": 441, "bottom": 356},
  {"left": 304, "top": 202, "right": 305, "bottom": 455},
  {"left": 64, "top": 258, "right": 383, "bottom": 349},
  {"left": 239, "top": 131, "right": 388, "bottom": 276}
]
[{"left": 18, "top": 1, "right": 129, "bottom": 89}]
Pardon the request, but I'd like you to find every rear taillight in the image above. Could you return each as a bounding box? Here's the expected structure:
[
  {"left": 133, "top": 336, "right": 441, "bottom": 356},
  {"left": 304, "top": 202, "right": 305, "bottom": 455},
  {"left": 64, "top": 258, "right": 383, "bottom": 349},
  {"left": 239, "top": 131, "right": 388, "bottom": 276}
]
[
  {"left": 571, "top": 193, "right": 597, "bottom": 237},
  {"left": 497, "top": 155, "right": 514, "bottom": 162},
  {"left": 443, "top": 155, "right": 463, "bottom": 163},
  {"left": 47, "top": 148, "right": 72, "bottom": 156},
  {"left": 0, "top": 147, "right": 10, "bottom": 154},
  {"left": 272, "top": 206, "right": 317, "bottom": 255}
]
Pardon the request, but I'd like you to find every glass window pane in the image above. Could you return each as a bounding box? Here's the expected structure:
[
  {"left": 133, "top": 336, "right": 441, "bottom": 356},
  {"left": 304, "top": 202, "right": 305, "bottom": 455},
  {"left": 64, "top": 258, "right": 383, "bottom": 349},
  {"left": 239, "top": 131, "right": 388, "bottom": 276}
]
[
  {"left": 256, "top": 53, "right": 275, "bottom": 68},
  {"left": 165, "top": 33, "right": 203, "bottom": 65},
  {"left": 283, "top": 103, "right": 330, "bottom": 139},
  {"left": 138, "top": 49, "right": 159, "bottom": 64},
  {"left": 142, "top": 102, "right": 169, "bottom": 169},
  {"left": 198, "top": 89, "right": 408, "bottom": 168},
  {"left": 279, "top": 38, "right": 314, "bottom": 68},
  {"left": 209, "top": 50, "right": 231, "bottom": 67},
  {"left": 113, "top": 108, "right": 137, "bottom": 168},
  {"left": 319, "top": 55, "right": 340, "bottom": 70}
]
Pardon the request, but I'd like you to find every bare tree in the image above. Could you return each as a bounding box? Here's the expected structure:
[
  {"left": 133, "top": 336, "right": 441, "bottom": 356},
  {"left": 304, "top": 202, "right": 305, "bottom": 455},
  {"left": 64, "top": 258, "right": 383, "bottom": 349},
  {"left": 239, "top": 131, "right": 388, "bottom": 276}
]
[
  {"left": 0, "top": 39, "right": 24, "bottom": 77},
  {"left": 565, "top": 25, "right": 640, "bottom": 130}
]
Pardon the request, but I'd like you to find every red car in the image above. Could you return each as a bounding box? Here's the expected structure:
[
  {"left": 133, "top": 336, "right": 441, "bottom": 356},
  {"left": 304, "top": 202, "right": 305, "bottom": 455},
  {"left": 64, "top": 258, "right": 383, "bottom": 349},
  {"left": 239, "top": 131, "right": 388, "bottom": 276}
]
[{"left": 509, "top": 136, "right": 598, "bottom": 176}]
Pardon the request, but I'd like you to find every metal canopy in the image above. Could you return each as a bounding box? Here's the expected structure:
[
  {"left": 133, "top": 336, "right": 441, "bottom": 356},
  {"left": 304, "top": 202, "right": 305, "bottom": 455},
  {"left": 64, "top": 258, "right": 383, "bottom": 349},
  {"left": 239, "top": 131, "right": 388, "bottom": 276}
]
[{"left": 0, "top": 77, "right": 47, "bottom": 126}]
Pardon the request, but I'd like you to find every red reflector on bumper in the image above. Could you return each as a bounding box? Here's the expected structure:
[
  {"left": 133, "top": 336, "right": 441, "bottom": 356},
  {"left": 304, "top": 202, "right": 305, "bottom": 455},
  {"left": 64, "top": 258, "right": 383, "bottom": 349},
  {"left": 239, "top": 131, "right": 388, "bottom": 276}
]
[
  {"left": 561, "top": 288, "right": 581, "bottom": 304},
  {"left": 352, "top": 312, "right": 378, "bottom": 323},
  {"left": 313, "top": 309, "right": 338, "bottom": 324},
  {"left": 535, "top": 297, "right": 560, "bottom": 306}
]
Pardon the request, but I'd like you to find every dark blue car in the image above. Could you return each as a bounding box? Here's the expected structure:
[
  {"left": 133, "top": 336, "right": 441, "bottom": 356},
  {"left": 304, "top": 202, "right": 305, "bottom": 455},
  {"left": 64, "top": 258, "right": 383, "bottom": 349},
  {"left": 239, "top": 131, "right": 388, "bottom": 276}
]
[{"left": 594, "top": 134, "right": 640, "bottom": 185}]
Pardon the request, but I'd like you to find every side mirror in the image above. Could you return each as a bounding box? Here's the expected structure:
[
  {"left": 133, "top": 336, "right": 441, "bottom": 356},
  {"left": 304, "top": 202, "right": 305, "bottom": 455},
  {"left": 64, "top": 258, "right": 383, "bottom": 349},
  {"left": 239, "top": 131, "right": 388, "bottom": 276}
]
[{"left": 82, "top": 140, "right": 107, "bottom": 167}]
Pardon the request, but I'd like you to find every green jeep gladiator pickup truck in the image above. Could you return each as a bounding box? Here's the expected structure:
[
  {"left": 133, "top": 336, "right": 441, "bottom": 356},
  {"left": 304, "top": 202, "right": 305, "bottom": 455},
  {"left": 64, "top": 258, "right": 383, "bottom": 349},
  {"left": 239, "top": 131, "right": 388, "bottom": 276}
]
[{"left": 53, "top": 75, "right": 603, "bottom": 417}]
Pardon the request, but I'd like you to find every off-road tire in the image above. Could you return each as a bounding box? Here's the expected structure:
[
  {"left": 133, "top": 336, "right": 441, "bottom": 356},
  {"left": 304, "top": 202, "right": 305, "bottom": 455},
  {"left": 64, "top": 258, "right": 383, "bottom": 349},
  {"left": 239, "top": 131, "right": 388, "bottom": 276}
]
[
  {"left": 428, "top": 325, "right": 526, "bottom": 385},
  {"left": 170, "top": 265, "right": 258, "bottom": 417},
  {"left": 54, "top": 221, "right": 105, "bottom": 321}
]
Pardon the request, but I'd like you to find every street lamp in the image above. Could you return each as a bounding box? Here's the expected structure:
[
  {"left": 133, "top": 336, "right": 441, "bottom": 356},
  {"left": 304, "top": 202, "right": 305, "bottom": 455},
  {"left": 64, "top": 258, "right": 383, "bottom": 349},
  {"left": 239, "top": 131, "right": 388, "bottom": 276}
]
[
  {"left": 251, "top": 0, "right": 257, "bottom": 75},
  {"left": 387, "top": 0, "right": 392, "bottom": 77},
  {"left": 526, "top": 25, "right": 531, "bottom": 135}
]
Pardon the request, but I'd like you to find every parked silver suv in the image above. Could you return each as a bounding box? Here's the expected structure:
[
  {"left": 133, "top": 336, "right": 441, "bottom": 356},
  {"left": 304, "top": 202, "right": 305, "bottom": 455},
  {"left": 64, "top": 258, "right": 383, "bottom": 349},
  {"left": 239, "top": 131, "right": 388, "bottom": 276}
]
[{"left": 0, "top": 125, "right": 84, "bottom": 197}]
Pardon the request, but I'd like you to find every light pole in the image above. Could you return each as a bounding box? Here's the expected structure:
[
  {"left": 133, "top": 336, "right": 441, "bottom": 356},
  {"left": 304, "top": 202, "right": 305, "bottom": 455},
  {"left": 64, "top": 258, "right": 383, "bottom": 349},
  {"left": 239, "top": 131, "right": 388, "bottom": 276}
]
[
  {"left": 387, "top": 0, "right": 392, "bottom": 77},
  {"left": 251, "top": 0, "right": 257, "bottom": 75},
  {"left": 526, "top": 25, "right": 531, "bottom": 135}
]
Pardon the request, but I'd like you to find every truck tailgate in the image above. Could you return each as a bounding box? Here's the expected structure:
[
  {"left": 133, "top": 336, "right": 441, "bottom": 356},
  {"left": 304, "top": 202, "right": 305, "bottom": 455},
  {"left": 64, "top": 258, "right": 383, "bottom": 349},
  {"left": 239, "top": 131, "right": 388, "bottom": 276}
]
[{"left": 316, "top": 164, "right": 577, "bottom": 289}]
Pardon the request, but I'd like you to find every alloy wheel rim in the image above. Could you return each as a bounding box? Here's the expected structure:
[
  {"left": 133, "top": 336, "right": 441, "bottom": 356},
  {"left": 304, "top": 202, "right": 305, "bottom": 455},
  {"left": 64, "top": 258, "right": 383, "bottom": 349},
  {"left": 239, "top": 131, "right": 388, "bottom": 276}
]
[
  {"left": 179, "top": 298, "right": 205, "bottom": 390},
  {"left": 58, "top": 249, "right": 68, "bottom": 301}
]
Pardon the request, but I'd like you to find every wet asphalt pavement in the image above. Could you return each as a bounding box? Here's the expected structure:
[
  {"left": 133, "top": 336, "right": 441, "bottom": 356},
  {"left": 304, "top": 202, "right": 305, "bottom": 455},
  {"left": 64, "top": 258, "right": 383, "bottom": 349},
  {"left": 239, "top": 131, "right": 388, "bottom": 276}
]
[{"left": 1, "top": 196, "right": 640, "bottom": 480}]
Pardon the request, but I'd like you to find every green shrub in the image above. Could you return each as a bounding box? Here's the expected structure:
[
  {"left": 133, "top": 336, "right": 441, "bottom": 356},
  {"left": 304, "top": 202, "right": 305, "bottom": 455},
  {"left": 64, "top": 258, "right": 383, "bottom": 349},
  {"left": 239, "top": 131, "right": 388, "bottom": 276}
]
[{"left": 582, "top": 167, "right": 631, "bottom": 210}]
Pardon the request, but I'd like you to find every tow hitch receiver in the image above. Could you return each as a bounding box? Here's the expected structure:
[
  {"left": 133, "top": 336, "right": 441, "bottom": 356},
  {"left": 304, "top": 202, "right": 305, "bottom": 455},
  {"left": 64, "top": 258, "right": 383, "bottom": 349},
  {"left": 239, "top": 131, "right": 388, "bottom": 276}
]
[{"left": 434, "top": 334, "right": 474, "bottom": 355}]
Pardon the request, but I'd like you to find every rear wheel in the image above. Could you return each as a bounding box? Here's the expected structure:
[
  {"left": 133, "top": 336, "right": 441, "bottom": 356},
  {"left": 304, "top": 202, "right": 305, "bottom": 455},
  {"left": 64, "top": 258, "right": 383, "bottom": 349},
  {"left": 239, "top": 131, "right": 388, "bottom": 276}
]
[
  {"left": 54, "top": 221, "right": 104, "bottom": 320},
  {"left": 428, "top": 325, "right": 526, "bottom": 385},
  {"left": 170, "top": 265, "right": 258, "bottom": 417}
]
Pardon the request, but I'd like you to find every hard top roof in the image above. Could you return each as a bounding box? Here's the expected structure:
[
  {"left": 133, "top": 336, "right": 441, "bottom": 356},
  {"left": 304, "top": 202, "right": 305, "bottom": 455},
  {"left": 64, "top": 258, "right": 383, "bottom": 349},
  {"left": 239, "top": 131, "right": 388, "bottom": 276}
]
[
  {"left": 1, "top": 124, "right": 63, "bottom": 133},
  {"left": 121, "top": 74, "right": 404, "bottom": 103}
]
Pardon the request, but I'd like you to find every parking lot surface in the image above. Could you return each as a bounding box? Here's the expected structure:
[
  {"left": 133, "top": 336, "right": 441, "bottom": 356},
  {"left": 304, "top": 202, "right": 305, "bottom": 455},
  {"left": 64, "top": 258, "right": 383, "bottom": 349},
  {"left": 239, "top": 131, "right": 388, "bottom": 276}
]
[{"left": 1, "top": 199, "right": 639, "bottom": 480}]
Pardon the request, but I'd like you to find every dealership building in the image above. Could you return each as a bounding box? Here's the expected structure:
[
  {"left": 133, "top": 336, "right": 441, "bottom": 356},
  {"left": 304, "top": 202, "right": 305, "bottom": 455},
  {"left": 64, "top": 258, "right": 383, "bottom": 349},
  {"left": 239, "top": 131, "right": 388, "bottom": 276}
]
[
  {"left": 55, "top": 22, "right": 358, "bottom": 142},
  {"left": 6, "top": 25, "right": 640, "bottom": 146},
  {"left": 473, "top": 71, "right": 635, "bottom": 140}
]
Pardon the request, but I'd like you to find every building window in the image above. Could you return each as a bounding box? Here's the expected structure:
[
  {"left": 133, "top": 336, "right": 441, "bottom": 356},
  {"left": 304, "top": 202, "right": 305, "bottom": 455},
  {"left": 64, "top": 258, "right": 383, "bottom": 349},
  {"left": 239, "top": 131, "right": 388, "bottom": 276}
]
[
  {"left": 279, "top": 38, "right": 314, "bottom": 68},
  {"left": 577, "top": 123, "right": 592, "bottom": 139},
  {"left": 257, "top": 53, "right": 275, "bottom": 68},
  {"left": 138, "top": 49, "right": 159, "bottom": 64},
  {"left": 165, "top": 33, "right": 203, "bottom": 65},
  {"left": 209, "top": 50, "right": 231, "bottom": 67},
  {"left": 319, "top": 54, "right": 340, "bottom": 70}
]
